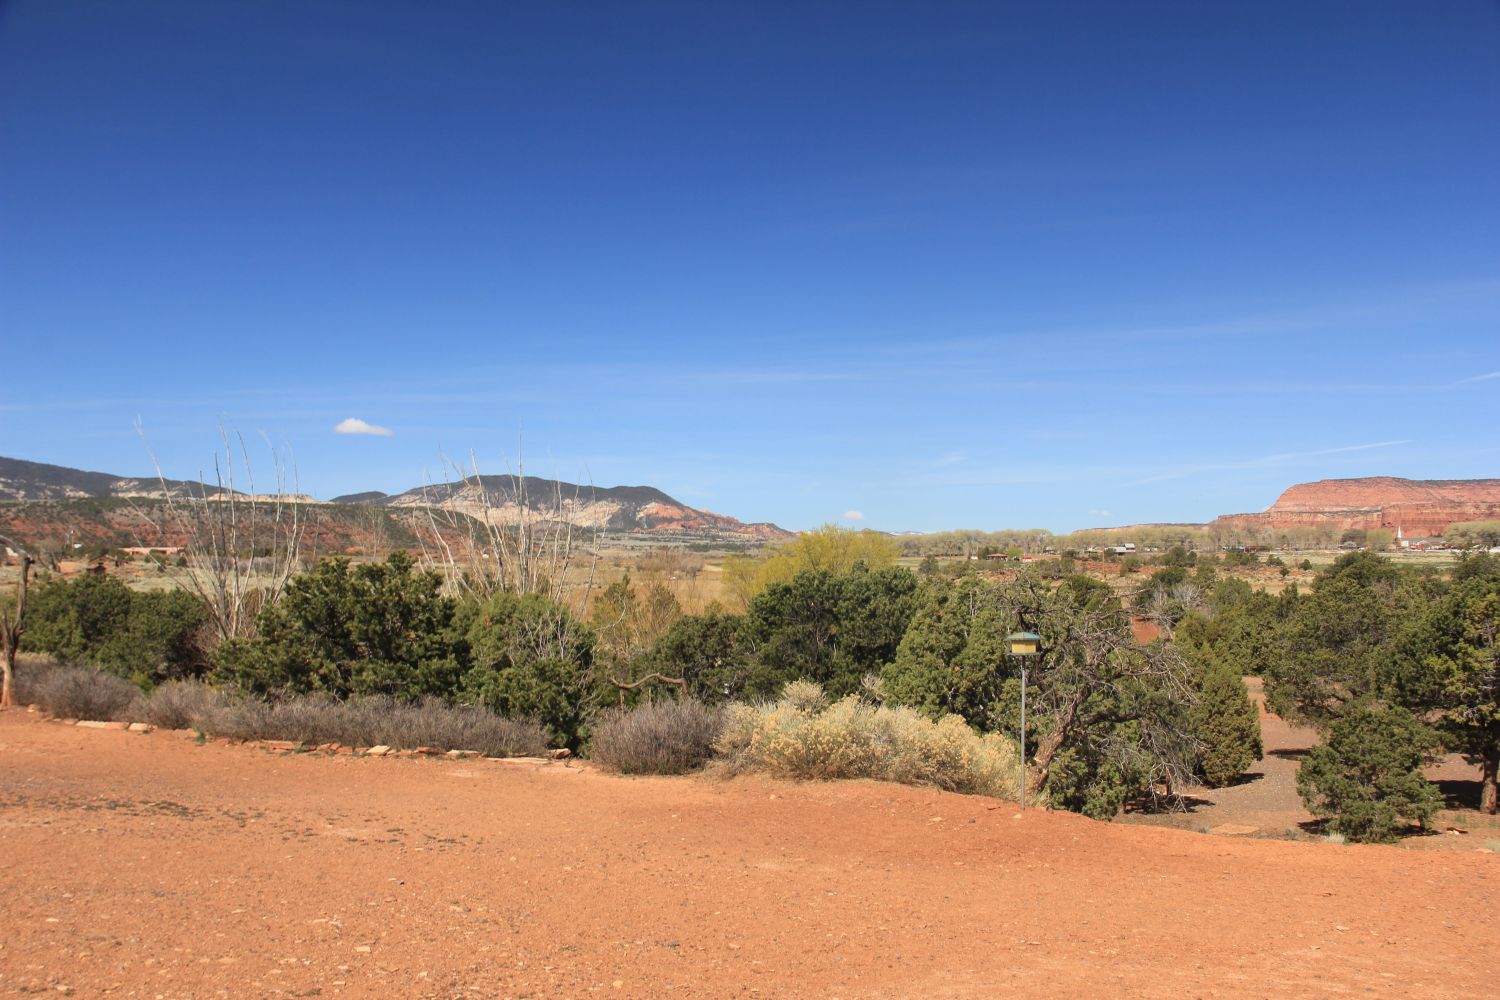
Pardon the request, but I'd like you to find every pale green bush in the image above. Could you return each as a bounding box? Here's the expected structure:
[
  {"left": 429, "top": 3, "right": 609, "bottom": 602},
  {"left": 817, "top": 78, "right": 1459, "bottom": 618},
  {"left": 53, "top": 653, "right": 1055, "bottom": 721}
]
[{"left": 714, "top": 683, "right": 1019, "bottom": 799}]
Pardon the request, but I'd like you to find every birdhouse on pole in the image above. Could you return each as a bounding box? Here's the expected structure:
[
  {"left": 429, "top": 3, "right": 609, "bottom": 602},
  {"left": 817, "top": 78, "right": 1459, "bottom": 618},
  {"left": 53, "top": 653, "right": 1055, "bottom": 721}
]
[{"left": 1007, "top": 631, "right": 1042, "bottom": 657}]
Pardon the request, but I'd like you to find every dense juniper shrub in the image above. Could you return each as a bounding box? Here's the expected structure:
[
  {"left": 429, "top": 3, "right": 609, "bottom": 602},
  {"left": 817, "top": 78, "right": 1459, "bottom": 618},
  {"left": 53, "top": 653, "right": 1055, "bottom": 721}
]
[
  {"left": 589, "top": 698, "right": 724, "bottom": 775},
  {"left": 642, "top": 566, "right": 921, "bottom": 706},
  {"left": 1296, "top": 705, "right": 1443, "bottom": 843},
  {"left": 206, "top": 553, "right": 600, "bottom": 749},
  {"left": 211, "top": 551, "right": 464, "bottom": 699},
  {"left": 460, "top": 589, "right": 597, "bottom": 749},
  {"left": 23, "top": 575, "right": 207, "bottom": 686},
  {"left": 1192, "top": 660, "right": 1264, "bottom": 787},
  {"left": 644, "top": 609, "right": 755, "bottom": 702}
]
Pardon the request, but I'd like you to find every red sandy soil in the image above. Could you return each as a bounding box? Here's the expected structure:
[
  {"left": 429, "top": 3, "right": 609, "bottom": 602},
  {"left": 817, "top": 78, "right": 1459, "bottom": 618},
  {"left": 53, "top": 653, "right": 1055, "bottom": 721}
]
[{"left": 2, "top": 712, "right": 1496, "bottom": 999}]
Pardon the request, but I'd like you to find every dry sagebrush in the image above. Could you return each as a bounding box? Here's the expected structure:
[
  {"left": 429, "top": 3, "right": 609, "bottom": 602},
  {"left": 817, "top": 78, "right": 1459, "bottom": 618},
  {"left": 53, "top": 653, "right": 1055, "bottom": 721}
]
[
  {"left": 16, "top": 661, "right": 549, "bottom": 758},
  {"left": 16, "top": 663, "right": 141, "bottom": 722},
  {"left": 198, "top": 695, "right": 551, "bottom": 757},
  {"left": 714, "top": 682, "right": 1020, "bottom": 799},
  {"left": 589, "top": 698, "right": 724, "bottom": 774}
]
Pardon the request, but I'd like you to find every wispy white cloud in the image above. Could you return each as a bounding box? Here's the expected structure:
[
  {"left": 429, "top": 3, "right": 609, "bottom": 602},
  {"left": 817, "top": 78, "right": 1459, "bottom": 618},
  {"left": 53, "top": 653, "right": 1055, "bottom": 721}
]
[
  {"left": 1126, "top": 439, "right": 1410, "bottom": 487},
  {"left": 334, "top": 417, "right": 394, "bottom": 437},
  {"left": 1456, "top": 370, "right": 1500, "bottom": 385},
  {"left": 877, "top": 277, "right": 1500, "bottom": 356},
  {"left": 842, "top": 510, "right": 865, "bottom": 521},
  {"left": 658, "top": 368, "right": 859, "bottom": 386},
  {"left": 933, "top": 452, "right": 966, "bottom": 468}
]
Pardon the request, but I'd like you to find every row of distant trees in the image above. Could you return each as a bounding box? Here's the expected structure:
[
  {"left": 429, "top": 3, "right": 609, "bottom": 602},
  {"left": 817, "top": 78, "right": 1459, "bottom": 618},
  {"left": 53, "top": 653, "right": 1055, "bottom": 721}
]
[
  {"left": 900, "top": 519, "right": 1500, "bottom": 559},
  {"left": 1444, "top": 520, "right": 1500, "bottom": 550},
  {"left": 901, "top": 523, "right": 1347, "bottom": 558}
]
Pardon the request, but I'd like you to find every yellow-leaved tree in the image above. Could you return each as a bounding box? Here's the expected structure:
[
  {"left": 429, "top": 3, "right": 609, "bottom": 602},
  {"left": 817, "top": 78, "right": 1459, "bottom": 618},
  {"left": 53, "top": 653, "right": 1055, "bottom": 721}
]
[{"left": 722, "top": 524, "right": 902, "bottom": 607}]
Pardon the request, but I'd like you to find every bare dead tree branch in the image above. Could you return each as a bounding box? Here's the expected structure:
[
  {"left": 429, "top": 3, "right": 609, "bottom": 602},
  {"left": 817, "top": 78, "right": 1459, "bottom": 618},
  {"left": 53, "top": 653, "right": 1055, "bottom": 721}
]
[
  {"left": 414, "top": 440, "right": 600, "bottom": 609},
  {"left": 0, "top": 536, "right": 34, "bottom": 708},
  {"left": 609, "top": 672, "right": 688, "bottom": 706},
  {"left": 135, "top": 423, "right": 306, "bottom": 643}
]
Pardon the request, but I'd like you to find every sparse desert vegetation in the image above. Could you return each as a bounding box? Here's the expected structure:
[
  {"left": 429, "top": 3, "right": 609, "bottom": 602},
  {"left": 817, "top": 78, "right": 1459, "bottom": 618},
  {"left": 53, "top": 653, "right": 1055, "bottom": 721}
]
[{"left": 6, "top": 520, "right": 1500, "bottom": 836}]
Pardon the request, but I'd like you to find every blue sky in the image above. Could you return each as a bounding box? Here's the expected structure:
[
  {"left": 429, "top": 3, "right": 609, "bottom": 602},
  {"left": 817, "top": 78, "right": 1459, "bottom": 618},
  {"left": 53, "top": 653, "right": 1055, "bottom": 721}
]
[{"left": 2, "top": 1, "right": 1497, "bottom": 532}]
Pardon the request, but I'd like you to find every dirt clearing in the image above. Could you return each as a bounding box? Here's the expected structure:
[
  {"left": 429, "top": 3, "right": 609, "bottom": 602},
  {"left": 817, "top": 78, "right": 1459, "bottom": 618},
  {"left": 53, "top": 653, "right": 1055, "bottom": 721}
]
[{"left": 1, "top": 713, "right": 1494, "bottom": 998}]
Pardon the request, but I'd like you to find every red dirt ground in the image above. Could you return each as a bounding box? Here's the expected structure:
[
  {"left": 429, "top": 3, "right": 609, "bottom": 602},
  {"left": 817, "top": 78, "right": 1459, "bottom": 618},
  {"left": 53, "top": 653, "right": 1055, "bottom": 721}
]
[{"left": 2, "top": 712, "right": 1496, "bottom": 999}]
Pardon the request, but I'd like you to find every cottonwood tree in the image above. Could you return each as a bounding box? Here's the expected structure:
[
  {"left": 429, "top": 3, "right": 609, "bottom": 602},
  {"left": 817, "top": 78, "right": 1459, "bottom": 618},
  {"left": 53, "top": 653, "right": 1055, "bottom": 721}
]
[{"left": 722, "top": 524, "right": 902, "bottom": 607}]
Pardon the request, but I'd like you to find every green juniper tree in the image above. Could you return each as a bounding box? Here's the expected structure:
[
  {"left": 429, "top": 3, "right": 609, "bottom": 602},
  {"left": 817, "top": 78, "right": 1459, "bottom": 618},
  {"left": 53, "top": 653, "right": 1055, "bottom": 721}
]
[
  {"left": 212, "top": 551, "right": 463, "bottom": 699},
  {"left": 1192, "top": 658, "right": 1263, "bottom": 787},
  {"left": 1296, "top": 705, "right": 1443, "bottom": 843}
]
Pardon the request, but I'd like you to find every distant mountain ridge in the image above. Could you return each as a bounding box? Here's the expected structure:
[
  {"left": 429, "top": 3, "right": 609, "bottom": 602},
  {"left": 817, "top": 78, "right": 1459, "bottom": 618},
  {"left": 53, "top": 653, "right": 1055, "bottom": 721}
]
[
  {"left": 333, "top": 474, "right": 790, "bottom": 539},
  {"left": 0, "top": 455, "right": 230, "bottom": 502},
  {"left": 0, "top": 455, "right": 791, "bottom": 541}
]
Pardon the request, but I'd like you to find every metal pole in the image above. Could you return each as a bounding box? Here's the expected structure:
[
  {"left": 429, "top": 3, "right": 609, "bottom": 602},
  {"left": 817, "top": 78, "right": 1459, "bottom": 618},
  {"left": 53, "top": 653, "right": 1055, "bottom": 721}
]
[{"left": 1019, "top": 659, "right": 1027, "bottom": 810}]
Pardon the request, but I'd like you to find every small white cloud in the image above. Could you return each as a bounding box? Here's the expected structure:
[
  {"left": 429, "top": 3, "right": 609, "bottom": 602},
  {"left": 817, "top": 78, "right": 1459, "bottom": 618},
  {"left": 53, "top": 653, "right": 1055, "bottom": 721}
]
[
  {"left": 842, "top": 510, "right": 865, "bottom": 521},
  {"left": 1456, "top": 370, "right": 1500, "bottom": 385},
  {"left": 933, "top": 452, "right": 965, "bottom": 468},
  {"left": 334, "top": 417, "right": 394, "bottom": 437},
  {"left": 1089, "top": 509, "right": 1114, "bottom": 519}
]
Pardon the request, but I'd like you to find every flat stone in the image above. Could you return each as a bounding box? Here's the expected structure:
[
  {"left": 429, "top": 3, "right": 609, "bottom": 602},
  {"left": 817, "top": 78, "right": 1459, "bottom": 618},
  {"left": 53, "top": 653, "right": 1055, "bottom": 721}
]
[
  {"left": 77, "top": 720, "right": 127, "bottom": 730},
  {"left": 261, "top": 740, "right": 303, "bottom": 752},
  {"left": 547, "top": 748, "right": 572, "bottom": 760},
  {"left": 445, "top": 750, "right": 480, "bottom": 759},
  {"left": 1209, "top": 823, "right": 1259, "bottom": 837},
  {"left": 128, "top": 722, "right": 154, "bottom": 733},
  {"left": 364, "top": 745, "right": 392, "bottom": 757},
  {"left": 414, "top": 746, "right": 443, "bottom": 756}
]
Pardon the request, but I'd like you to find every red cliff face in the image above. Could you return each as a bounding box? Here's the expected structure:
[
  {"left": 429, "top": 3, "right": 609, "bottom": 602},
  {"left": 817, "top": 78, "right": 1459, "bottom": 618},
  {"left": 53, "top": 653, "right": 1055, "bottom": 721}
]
[{"left": 1216, "top": 477, "right": 1500, "bottom": 537}]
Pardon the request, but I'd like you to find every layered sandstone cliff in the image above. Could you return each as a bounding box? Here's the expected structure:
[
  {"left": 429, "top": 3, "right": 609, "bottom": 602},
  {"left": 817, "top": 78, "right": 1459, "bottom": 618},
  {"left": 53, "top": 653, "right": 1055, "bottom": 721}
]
[{"left": 1216, "top": 477, "right": 1500, "bottom": 537}]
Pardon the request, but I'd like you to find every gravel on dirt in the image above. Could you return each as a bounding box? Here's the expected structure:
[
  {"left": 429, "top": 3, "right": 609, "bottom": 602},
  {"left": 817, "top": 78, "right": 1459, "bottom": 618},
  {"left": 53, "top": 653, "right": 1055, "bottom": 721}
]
[{"left": 2, "top": 711, "right": 1496, "bottom": 998}]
